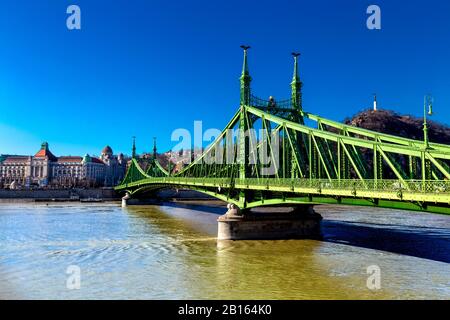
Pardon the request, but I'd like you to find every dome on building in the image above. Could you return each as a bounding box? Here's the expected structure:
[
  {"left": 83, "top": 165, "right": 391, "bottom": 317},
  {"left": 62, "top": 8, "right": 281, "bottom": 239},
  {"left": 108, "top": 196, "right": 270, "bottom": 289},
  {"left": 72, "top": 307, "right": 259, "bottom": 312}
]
[
  {"left": 34, "top": 142, "right": 57, "bottom": 161},
  {"left": 102, "top": 146, "right": 113, "bottom": 155},
  {"left": 82, "top": 154, "right": 92, "bottom": 163}
]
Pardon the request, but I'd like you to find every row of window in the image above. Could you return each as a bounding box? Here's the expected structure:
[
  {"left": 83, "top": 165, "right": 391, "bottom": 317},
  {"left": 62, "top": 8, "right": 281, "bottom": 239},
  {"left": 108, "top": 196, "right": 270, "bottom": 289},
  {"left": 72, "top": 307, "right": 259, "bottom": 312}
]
[{"left": 1, "top": 170, "right": 104, "bottom": 177}]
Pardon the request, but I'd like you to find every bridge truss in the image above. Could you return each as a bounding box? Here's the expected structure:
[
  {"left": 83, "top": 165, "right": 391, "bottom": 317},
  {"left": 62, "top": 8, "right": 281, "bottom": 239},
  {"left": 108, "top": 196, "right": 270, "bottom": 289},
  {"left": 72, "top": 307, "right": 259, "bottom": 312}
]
[{"left": 116, "top": 49, "right": 450, "bottom": 214}]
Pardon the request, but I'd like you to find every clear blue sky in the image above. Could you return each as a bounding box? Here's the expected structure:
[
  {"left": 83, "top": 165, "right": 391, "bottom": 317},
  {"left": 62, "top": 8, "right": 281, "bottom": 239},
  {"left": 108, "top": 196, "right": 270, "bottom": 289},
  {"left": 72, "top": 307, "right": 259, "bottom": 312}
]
[{"left": 0, "top": 0, "right": 449, "bottom": 157}]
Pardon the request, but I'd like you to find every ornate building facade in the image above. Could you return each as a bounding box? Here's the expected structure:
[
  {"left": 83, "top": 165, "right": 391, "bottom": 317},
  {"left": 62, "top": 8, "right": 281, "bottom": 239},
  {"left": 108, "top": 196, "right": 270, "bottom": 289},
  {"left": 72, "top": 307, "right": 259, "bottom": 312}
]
[
  {"left": 0, "top": 142, "right": 126, "bottom": 188},
  {"left": 100, "top": 146, "right": 125, "bottom": 186}
]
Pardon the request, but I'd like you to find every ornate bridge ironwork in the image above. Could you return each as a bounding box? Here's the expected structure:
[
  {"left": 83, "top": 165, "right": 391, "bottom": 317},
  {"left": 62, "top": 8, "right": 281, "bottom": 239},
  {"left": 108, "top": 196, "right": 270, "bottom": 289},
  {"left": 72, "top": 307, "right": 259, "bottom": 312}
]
[{"left": 115, "top": 49, "right": 450, "bottom": 215}]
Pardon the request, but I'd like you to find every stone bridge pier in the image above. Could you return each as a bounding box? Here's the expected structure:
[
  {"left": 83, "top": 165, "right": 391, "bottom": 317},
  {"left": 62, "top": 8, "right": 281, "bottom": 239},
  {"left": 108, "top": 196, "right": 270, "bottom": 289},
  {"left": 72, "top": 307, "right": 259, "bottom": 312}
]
[
  {"left": 217, "top": 204, "right": 322, "bottom": 240},
  {"left": 121, "top": 192, "right": 131, "bottom": 207}
]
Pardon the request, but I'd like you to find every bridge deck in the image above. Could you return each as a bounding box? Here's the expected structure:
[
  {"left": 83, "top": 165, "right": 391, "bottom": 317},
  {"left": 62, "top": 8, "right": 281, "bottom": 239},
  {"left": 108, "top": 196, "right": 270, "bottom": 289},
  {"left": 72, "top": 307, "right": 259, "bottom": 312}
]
[{"left": 116, "top": 177, "right": 450, "bottom": 213}]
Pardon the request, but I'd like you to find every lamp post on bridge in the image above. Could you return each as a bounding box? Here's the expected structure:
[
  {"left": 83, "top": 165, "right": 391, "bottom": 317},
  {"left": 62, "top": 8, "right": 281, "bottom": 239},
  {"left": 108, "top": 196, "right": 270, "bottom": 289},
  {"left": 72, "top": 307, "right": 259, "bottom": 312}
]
[
  {"left": 422, "top": 95, "right": 433, "bottom": 186},
  {"left": 423, "top": 94, "right": 433, "bottom": 150}
]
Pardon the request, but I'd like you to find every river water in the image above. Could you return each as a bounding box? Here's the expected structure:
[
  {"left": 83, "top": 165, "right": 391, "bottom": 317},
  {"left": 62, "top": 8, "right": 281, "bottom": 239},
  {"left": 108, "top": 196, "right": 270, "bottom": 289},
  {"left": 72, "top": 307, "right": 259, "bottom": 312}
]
[{"left": 0, "top": 201, "right": 448, "bottom": 299}]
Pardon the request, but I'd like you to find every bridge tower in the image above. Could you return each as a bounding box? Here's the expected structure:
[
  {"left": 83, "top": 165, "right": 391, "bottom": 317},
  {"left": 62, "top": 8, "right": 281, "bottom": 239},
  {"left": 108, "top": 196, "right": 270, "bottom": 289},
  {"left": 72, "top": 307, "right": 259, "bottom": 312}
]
[
  {"left": 289, "top": 53, "right": 306, "bottom": 179},
  {"left": 240, "top": 45, "right": 252, "bottom": 106},
  {"left": 237, "top": 46, "right": 252, "bottom": 209},
  {"left": 152, "top": 137, "right": 157, "bottom": 160},
  {"left": 132, "top": 136, "right": 136, "bottom": 159},
  {"left": 290, "top": 52, "right": 304, "bottom": 124}
]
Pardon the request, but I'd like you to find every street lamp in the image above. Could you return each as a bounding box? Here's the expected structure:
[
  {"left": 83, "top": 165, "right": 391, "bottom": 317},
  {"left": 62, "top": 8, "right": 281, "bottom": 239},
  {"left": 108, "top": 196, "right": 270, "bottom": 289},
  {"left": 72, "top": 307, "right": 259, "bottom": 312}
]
[{"left": 423, "top": 94, "right": 433, "bottom": 149}]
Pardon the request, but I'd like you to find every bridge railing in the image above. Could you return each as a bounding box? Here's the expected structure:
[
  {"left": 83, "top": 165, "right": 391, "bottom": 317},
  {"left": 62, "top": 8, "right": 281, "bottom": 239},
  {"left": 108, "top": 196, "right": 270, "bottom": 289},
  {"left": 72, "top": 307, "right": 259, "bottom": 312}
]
[
  {"left": 142, "top": 177, "right": 450, "bottom": 195},
  {"left": 250, "top": 95, "right": 292, "bottom": 109},
  {"left": 239, "top": 178, "right": 450, "bottom": 194}
]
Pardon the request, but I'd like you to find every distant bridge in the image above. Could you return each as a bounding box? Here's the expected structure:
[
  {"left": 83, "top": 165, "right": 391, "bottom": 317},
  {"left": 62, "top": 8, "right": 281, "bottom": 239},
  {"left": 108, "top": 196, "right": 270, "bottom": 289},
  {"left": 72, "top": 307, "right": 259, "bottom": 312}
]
[{"left": 116, "top": 48, "right": 450, "bottom": 215}]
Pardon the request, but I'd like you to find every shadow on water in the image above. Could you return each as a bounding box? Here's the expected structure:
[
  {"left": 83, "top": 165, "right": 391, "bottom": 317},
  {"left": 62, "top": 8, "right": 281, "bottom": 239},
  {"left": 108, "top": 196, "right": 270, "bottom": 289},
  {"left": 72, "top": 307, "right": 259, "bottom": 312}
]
[
  {"left": 127, "top": 201, "right": 450, "bottom": 264},
  {"left": 158, "top": 201, "right": 226, "bottom": 215},
  {"left": 122, "top": 203, "right": 220, "bottom": 240},
  {"left": 323, "top": 220, "right": 450, "bottom": 264}
]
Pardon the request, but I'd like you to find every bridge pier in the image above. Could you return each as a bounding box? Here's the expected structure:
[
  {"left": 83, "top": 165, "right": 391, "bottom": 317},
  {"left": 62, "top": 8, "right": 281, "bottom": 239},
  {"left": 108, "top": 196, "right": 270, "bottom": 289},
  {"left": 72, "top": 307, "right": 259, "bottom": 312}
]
[
  {"left": 121, "top": 192, "right": 131, "bottom": 207},
  {"left": 225, "top": 203, "right": 241, "bottom": 215},
  {"left": 217, "top": 205, "right": 322, "bottom": 240}
]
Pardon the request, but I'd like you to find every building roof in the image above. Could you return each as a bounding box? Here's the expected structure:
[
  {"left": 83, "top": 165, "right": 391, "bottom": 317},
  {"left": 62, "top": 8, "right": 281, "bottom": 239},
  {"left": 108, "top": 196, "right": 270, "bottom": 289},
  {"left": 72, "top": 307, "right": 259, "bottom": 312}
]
[
  {"left": 81, "top": 154, "right": 103, "bottom": 164},
  {"left": 57, "top": 156, "right": 83, "bottom": 163},
  {"left": 1, "top": 143, "right": 108, "bottom": 166},
  {"left": 102, "top": 145, "right": 113, "bottom": 154},
  {"left": 34, "top": 142, "right": 57, "bottom": 161},
  {"left": 91, "top": 157, "right": 104, "bottom": 164},
  {"left": 2, "top": 156, "right": 30, "bottom": 164}
]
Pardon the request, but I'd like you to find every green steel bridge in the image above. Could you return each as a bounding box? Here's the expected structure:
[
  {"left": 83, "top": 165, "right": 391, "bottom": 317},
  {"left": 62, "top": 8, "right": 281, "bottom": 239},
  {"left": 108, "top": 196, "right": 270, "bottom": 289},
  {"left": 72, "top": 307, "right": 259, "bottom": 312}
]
[{"left": 116, "top": 48, "right": 450, "bottom": 215}]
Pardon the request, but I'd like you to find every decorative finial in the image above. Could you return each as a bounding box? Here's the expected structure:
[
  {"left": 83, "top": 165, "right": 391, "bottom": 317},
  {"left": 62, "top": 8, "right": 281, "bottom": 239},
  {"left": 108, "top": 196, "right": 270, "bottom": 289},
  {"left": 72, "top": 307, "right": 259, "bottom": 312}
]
[
  {"left": 240, "top": 45, "right": 252, "bottom": 106},
  {"left": 291, "top": 52, "right": 301, "bottom": 81},
  {"left": 240, "top": 45, "right": 251, "bottom": 75},
  {"left": 132, "top": 136, "right": 136, "bottom": 159},
  {"left": 153, "top": 137, "right": 157, "bottom": 159}
]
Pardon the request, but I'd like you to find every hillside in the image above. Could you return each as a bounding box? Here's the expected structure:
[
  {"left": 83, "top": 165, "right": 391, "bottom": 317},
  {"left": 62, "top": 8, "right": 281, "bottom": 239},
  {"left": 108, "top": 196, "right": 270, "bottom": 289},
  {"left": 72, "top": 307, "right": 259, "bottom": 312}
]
[{"left": 343, "top": 109, "right": 450, "bottom": 145}]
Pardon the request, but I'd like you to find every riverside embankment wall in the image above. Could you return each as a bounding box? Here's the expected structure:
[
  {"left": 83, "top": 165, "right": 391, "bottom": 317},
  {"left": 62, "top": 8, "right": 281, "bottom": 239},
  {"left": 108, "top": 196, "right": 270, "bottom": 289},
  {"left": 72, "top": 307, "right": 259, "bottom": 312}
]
[
  {"left": 0, "top": 188, "right": 213, "bottom": 201},
  {"left": 0, "top": 188, "right": 117, "bottom": 200}
]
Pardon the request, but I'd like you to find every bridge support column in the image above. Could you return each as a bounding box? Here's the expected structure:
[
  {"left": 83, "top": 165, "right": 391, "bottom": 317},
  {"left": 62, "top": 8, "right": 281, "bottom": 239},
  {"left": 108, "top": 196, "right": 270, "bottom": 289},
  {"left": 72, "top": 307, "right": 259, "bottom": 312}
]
[
  {"left": 225, "top": 203, "right": 241, "bottom": 216},
  {"left": 217, "top": 205, "right": 322, "bottom": 240},
  {"left": 121, "top": 193, "right": 131, "bottom": 207}
]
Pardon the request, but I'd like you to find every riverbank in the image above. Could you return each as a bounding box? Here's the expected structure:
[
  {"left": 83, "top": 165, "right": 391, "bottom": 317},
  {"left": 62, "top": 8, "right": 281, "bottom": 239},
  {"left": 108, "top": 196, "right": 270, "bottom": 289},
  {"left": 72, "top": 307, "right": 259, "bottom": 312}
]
[
  {"left": 0, "top": 188, "right": 214, "bottom": 202},
  {"left": 0, "top": 188, "right": 118, "bottom": 201}
]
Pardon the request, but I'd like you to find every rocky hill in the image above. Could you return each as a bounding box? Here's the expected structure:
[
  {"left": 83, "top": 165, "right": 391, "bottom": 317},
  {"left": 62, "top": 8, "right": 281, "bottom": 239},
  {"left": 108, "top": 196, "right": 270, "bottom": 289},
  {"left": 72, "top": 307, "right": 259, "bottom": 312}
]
[{"left": 343, "top": 109, "right": 450, "bottom": 145}]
